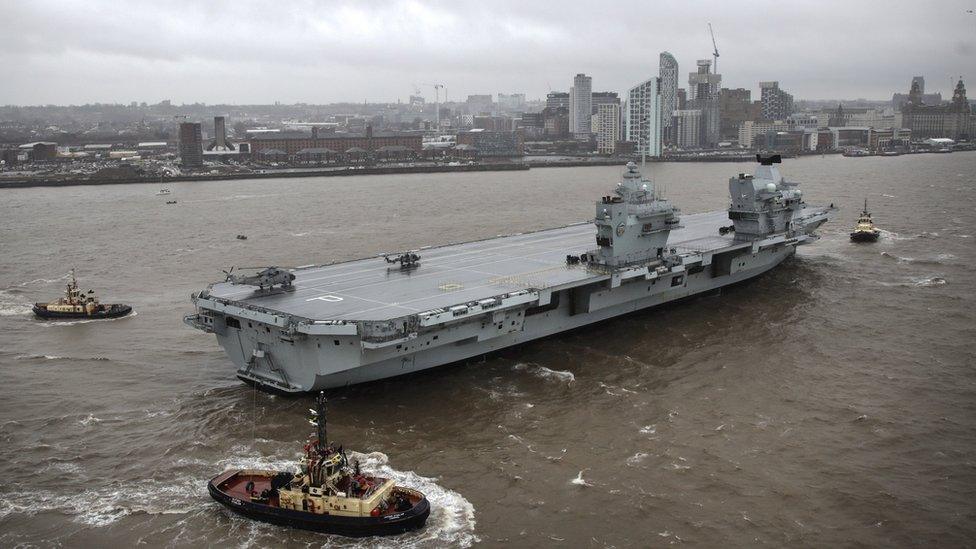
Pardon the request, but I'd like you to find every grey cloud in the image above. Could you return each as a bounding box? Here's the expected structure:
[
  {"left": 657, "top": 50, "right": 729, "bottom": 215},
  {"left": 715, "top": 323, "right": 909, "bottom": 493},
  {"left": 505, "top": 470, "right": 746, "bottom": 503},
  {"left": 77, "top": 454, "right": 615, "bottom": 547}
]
[{"left": 1, "top": 0, "right": 973, "bottom": 105}]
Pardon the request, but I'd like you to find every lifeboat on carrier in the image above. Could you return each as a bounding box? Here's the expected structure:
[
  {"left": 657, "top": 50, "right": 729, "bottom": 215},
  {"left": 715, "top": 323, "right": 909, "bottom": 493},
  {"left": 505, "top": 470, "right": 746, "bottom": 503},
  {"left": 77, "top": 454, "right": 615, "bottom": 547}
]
[{"left": 207, "top": 392, "right": 430, "bottom": 537}]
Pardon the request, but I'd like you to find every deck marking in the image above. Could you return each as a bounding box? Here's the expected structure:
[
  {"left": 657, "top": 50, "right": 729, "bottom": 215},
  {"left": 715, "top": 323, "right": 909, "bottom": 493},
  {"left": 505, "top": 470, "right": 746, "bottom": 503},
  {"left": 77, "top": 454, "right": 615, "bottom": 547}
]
[{"left": 306, "top": 295, "right": 344, "bottom": 302}]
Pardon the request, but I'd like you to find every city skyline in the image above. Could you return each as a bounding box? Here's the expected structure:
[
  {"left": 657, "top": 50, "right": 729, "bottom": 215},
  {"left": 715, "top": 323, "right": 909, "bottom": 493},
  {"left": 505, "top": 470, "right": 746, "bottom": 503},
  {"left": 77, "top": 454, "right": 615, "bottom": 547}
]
[{"left": 1, "top": 0, "right": 974, "bottom": 106}]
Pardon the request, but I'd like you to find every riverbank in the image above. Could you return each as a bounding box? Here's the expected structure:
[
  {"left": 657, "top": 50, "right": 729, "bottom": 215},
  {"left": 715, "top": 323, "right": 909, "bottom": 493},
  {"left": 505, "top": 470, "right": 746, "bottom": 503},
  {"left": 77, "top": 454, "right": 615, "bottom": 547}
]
[
  {"left": 0, "top": 162, "right": 533, "bottom": 189},
  {"left": 7, "top": 148, "right": 966, "bottom": 189}
]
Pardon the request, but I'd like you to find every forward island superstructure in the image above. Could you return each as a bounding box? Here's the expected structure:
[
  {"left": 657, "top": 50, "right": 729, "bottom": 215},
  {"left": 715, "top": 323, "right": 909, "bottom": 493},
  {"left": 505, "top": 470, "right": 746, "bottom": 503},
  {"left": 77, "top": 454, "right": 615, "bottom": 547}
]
[{"left": 185, "top": 156, "right": 832, "bottom": 392}]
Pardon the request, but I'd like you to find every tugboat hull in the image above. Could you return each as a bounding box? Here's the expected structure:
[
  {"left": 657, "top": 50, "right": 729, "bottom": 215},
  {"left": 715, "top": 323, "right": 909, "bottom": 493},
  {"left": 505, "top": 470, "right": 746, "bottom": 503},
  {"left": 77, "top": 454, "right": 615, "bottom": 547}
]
[
  {"left": 208, "top": 470, "right": 430, "bottom": 537},
  {"left": 32, "top": 303, "right": 132, "bottom": 320},
  {"left": 850, "top": 231, "right": 880, "bottom": 243}
]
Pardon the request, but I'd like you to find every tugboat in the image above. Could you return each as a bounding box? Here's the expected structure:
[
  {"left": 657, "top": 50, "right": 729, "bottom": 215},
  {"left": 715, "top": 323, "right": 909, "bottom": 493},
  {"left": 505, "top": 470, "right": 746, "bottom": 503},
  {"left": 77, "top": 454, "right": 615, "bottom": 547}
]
[
  {"left": 208, "top": 392, "right": 430, "bottom": 537},
  {"left": 32, "top": 270, "right": 132, "bottom": 320},
  {"left": 850, "top": 199, "right": 881, "bottom": 242}
]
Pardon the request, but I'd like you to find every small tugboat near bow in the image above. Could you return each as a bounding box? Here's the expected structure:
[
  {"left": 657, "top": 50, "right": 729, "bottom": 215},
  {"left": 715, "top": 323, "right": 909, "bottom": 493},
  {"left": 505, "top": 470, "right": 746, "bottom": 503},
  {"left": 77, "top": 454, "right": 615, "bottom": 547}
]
[
  {"left": 32, "top": 269, "right": 132, "bottom": 320},
  {"left": 850, "top": 199, "right": 881, "bottom": 243},
  {"left": 207, "top": 392, "right": 430, "bottom": 537}
]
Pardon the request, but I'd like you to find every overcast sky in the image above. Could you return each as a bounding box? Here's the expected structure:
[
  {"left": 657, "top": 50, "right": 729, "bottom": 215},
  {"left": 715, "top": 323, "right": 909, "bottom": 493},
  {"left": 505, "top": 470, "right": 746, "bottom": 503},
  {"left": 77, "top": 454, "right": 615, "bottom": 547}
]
[{"left": 2, "top": 0, "right": 973, "bottom": 106}]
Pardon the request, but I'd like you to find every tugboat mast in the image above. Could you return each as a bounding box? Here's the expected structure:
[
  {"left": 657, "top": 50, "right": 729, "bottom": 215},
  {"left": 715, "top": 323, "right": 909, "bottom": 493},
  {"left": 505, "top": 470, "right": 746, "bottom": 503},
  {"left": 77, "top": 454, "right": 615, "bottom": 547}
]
[{"left": 315, "top": 391, "right": 328, "bottom": 452}]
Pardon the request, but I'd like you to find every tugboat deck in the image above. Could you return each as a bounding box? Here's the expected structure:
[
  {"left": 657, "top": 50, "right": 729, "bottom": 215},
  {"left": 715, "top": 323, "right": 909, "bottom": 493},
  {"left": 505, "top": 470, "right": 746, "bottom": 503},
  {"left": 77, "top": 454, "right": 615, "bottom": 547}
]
[{"left": 208, "top": 210, "right": 740, "bottom": 322}]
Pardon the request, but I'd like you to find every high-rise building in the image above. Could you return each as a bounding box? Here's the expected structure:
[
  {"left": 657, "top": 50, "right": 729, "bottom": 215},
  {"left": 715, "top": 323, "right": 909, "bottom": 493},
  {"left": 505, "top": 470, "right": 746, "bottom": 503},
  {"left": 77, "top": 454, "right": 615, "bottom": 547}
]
[
  {"left": 497, "top": 93, "right": 526, "bottom": 112},
  {"left": 207, "top": 116, "right": 235, "bottom": 151},
  {"left": 591, "top": 92, "right": 620, "bottom": 110},
  {"left": 673, "top": 109, "right": 703, "bottom": 148},
  {"left": 626, "top": 77, "right": 662, "bottom": 157},
  {"left": 593, "top": 103, "right": 621, "bottom": 155},
  {"left": 179, "top": 122, "right": 203, "bottom": 167},
  {"left": 688, "top": 60, "right": 721, "bottom": 146},
  {"left": 676, "top": 88, "right": 687, "bottom": 110},
  {"left": 592, "top": 92, "right": 621, "bottom": 141},
  {"left": 718, "top": 88, "right": 757, "bottom": 141},
  {"left": 466, "top": 94, "right": 494, "bottom": 115},
  {"left": 569, "top": 73, "right": 593, "bottom": 138},
  {"left": 546, "top": 92, "right": 569, "bottom": 110},
  {"left": 659, "top": 52, "right": 679, "bottom": 142},
  {"left": 912, "top": 76, "right": 925, "bottom": 94},
  {"left": 760, "top": 81, "right": 794, "bottom": 121}
]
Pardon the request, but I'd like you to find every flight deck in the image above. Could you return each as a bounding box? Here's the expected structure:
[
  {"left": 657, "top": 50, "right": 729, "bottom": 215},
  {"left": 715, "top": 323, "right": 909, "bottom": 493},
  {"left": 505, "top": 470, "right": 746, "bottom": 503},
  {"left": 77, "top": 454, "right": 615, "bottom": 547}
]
[{"left": 206, "top": 210, "right": 737, "bottom": 322}]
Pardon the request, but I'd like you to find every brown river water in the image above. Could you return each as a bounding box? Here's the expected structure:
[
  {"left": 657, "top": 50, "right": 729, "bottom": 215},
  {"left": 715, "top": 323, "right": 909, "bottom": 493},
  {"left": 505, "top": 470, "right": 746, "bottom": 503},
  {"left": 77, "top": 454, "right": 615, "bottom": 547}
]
[{"left": 1, "top": 154, "right": 975, "bottom": 547}]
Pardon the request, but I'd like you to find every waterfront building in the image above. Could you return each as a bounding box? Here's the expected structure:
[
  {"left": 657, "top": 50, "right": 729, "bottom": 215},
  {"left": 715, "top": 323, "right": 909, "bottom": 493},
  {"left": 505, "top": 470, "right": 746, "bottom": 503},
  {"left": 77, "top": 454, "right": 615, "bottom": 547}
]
[
  {"left": 541, "top": 106, "right": 570, "bottom": 138},
  {"left": 737, "top": 120, "right": 789, "bottom": 149},
  {"left": 786, "top": 113, "right": 819, "bottom": 131},
  {"left": 688, "top": 60, "right": 721, "bottom": 147},
  {"left": 247, "top": 127, "right": 423, "bottom": 159},
  {"left": 593, "top": 103, "right": 621, "bottom": 155},
  {"left": 456, "top": 129, "right": 524, "bottom": 156},
  {"left": 760, "top": 81, "right": 794, "bottom": 121},
  {"left": 901, "top": 78, "right": 974, "bottom": 139},
  {"left": 179, "top": 122, "right": 204, "bottom": 168},
  {"left": 718, "top": 88, "right": 758, "bottom": 141},
  {"left": 569, "top": 73, "right": 593, "bottom": 138},
  {"left": 17, "top": 141, "right": 58, "bottom": 162},
  {"left": 891, "top": 76, "right": 942, "bottom": 110},
  {"left": 659, "top": 52, "right": 679, "bottom": 143},
  {"left": 592, "top": 92, "right": 621, "bottom": 141},
  {"left": 673, "top": 109, "right": 702, "bottom": 149},
  {"left": 626, "top": 77, "right": 662, "bottom": 157}
]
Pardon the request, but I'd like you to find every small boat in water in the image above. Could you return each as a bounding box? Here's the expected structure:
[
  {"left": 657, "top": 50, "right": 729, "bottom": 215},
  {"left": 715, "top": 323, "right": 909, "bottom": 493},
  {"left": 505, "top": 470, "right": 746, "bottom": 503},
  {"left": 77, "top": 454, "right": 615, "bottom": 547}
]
[
  {"left": 236, "top": 234, "right": 248, "bottom": 240},
  {"left": 208, "top": 392, "right": 430, "bottom": 537},
  {"left": 166, "top": 200, "right": 177, "bottom": 205},
  {"left": 33, "top": 269, "right": 132, "bottom": 320},
  {"left": 850, "top": 199, "right": 881, "bottom": 243},
  {"left": 156, "top": 189, "right": 171, "bottom": 195}
]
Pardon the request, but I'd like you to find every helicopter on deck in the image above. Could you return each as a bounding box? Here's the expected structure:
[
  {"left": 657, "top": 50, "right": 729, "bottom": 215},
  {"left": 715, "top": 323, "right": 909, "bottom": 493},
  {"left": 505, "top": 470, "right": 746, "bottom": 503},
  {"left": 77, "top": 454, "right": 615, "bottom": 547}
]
[{"left": 223, "top": 266, "right": 296, "bottom": 292}]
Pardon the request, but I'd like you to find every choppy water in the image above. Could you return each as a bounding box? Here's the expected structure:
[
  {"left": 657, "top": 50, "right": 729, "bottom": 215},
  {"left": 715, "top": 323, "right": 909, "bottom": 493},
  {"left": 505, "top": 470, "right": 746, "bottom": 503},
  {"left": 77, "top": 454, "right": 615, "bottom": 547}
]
[{"left": 1, "top": 154, "right": 975, "bottom": 547}]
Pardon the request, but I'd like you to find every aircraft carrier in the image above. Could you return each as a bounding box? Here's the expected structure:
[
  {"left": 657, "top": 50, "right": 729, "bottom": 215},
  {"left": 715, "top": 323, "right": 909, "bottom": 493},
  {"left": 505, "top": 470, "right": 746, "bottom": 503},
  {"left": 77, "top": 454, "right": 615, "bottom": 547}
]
[{"left": 185, "top": 156, "right": 833, "bottom": 393}]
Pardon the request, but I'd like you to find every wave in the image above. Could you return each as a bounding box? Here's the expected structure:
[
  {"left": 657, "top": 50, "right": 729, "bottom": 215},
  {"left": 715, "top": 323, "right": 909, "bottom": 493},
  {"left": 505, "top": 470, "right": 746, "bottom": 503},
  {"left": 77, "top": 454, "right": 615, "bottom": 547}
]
[
  {"left": 15, "top": 354, "right": 111, "bottom": 362},
  {"left": 626, "top": 453, "right": 649, "bottom": 466},
  {"left": 0, "top": 477, "right": 205, "bottom": 527},
  {"left": 352, "top": 451, "right": 479, "bottom": 548},
  {"left": 912, "top": 276, "right": 948, "bottom": 287},
  {"left": 878, "top": 276, "right": 948, "bottom": 288},
  {"left": 880, "top": 251, "right": 953, "bottom": 265},
  {"left": 512, "top": 363, "right": 575, "bottom": 383},
  {"left": 876, "top": 229, "right": 911, "bottom": 241},
  {"left": 570, "top": 470, "right": 593, "bottom": 487},
  {"left": 0, "top": 448, "right": 477, "bottom": 547},
  {"left": 0, "top": 290, "right": 32, "bottom": 316}
]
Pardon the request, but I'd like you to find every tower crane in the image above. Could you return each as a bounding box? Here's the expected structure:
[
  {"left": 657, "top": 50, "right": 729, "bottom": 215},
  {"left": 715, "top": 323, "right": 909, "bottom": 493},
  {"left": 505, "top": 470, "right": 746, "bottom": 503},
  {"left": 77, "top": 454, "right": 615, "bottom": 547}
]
[
  {"left": 420, "top": 82, "right": 446, "bottom": 131},
  {"left": 708, "top": 23, "right": 720, "bottom": 74}
]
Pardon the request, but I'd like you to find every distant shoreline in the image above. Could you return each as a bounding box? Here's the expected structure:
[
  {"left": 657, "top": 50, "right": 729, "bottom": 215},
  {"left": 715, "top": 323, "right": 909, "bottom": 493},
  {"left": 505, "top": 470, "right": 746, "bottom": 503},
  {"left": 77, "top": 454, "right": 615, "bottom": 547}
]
[{"left": 4, "top": 149, "right": 942, "bottom": 190}]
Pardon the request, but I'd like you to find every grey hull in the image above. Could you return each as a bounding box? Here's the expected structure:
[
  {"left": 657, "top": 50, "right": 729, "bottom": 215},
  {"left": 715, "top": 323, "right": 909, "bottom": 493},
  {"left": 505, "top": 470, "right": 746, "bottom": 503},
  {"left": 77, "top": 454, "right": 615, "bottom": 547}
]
[
  {"left": 186, "top": 160, "right": 832, "bottom": 393},
  {"left": 209, "top": 242, "right": 795, "bottom": 392}
]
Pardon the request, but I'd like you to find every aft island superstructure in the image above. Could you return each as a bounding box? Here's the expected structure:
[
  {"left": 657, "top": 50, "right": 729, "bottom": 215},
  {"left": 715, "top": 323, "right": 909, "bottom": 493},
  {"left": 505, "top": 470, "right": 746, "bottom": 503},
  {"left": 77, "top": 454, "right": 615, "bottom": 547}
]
[{"left": 185, "top": 156, "right": 832, "bottom": 392}]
